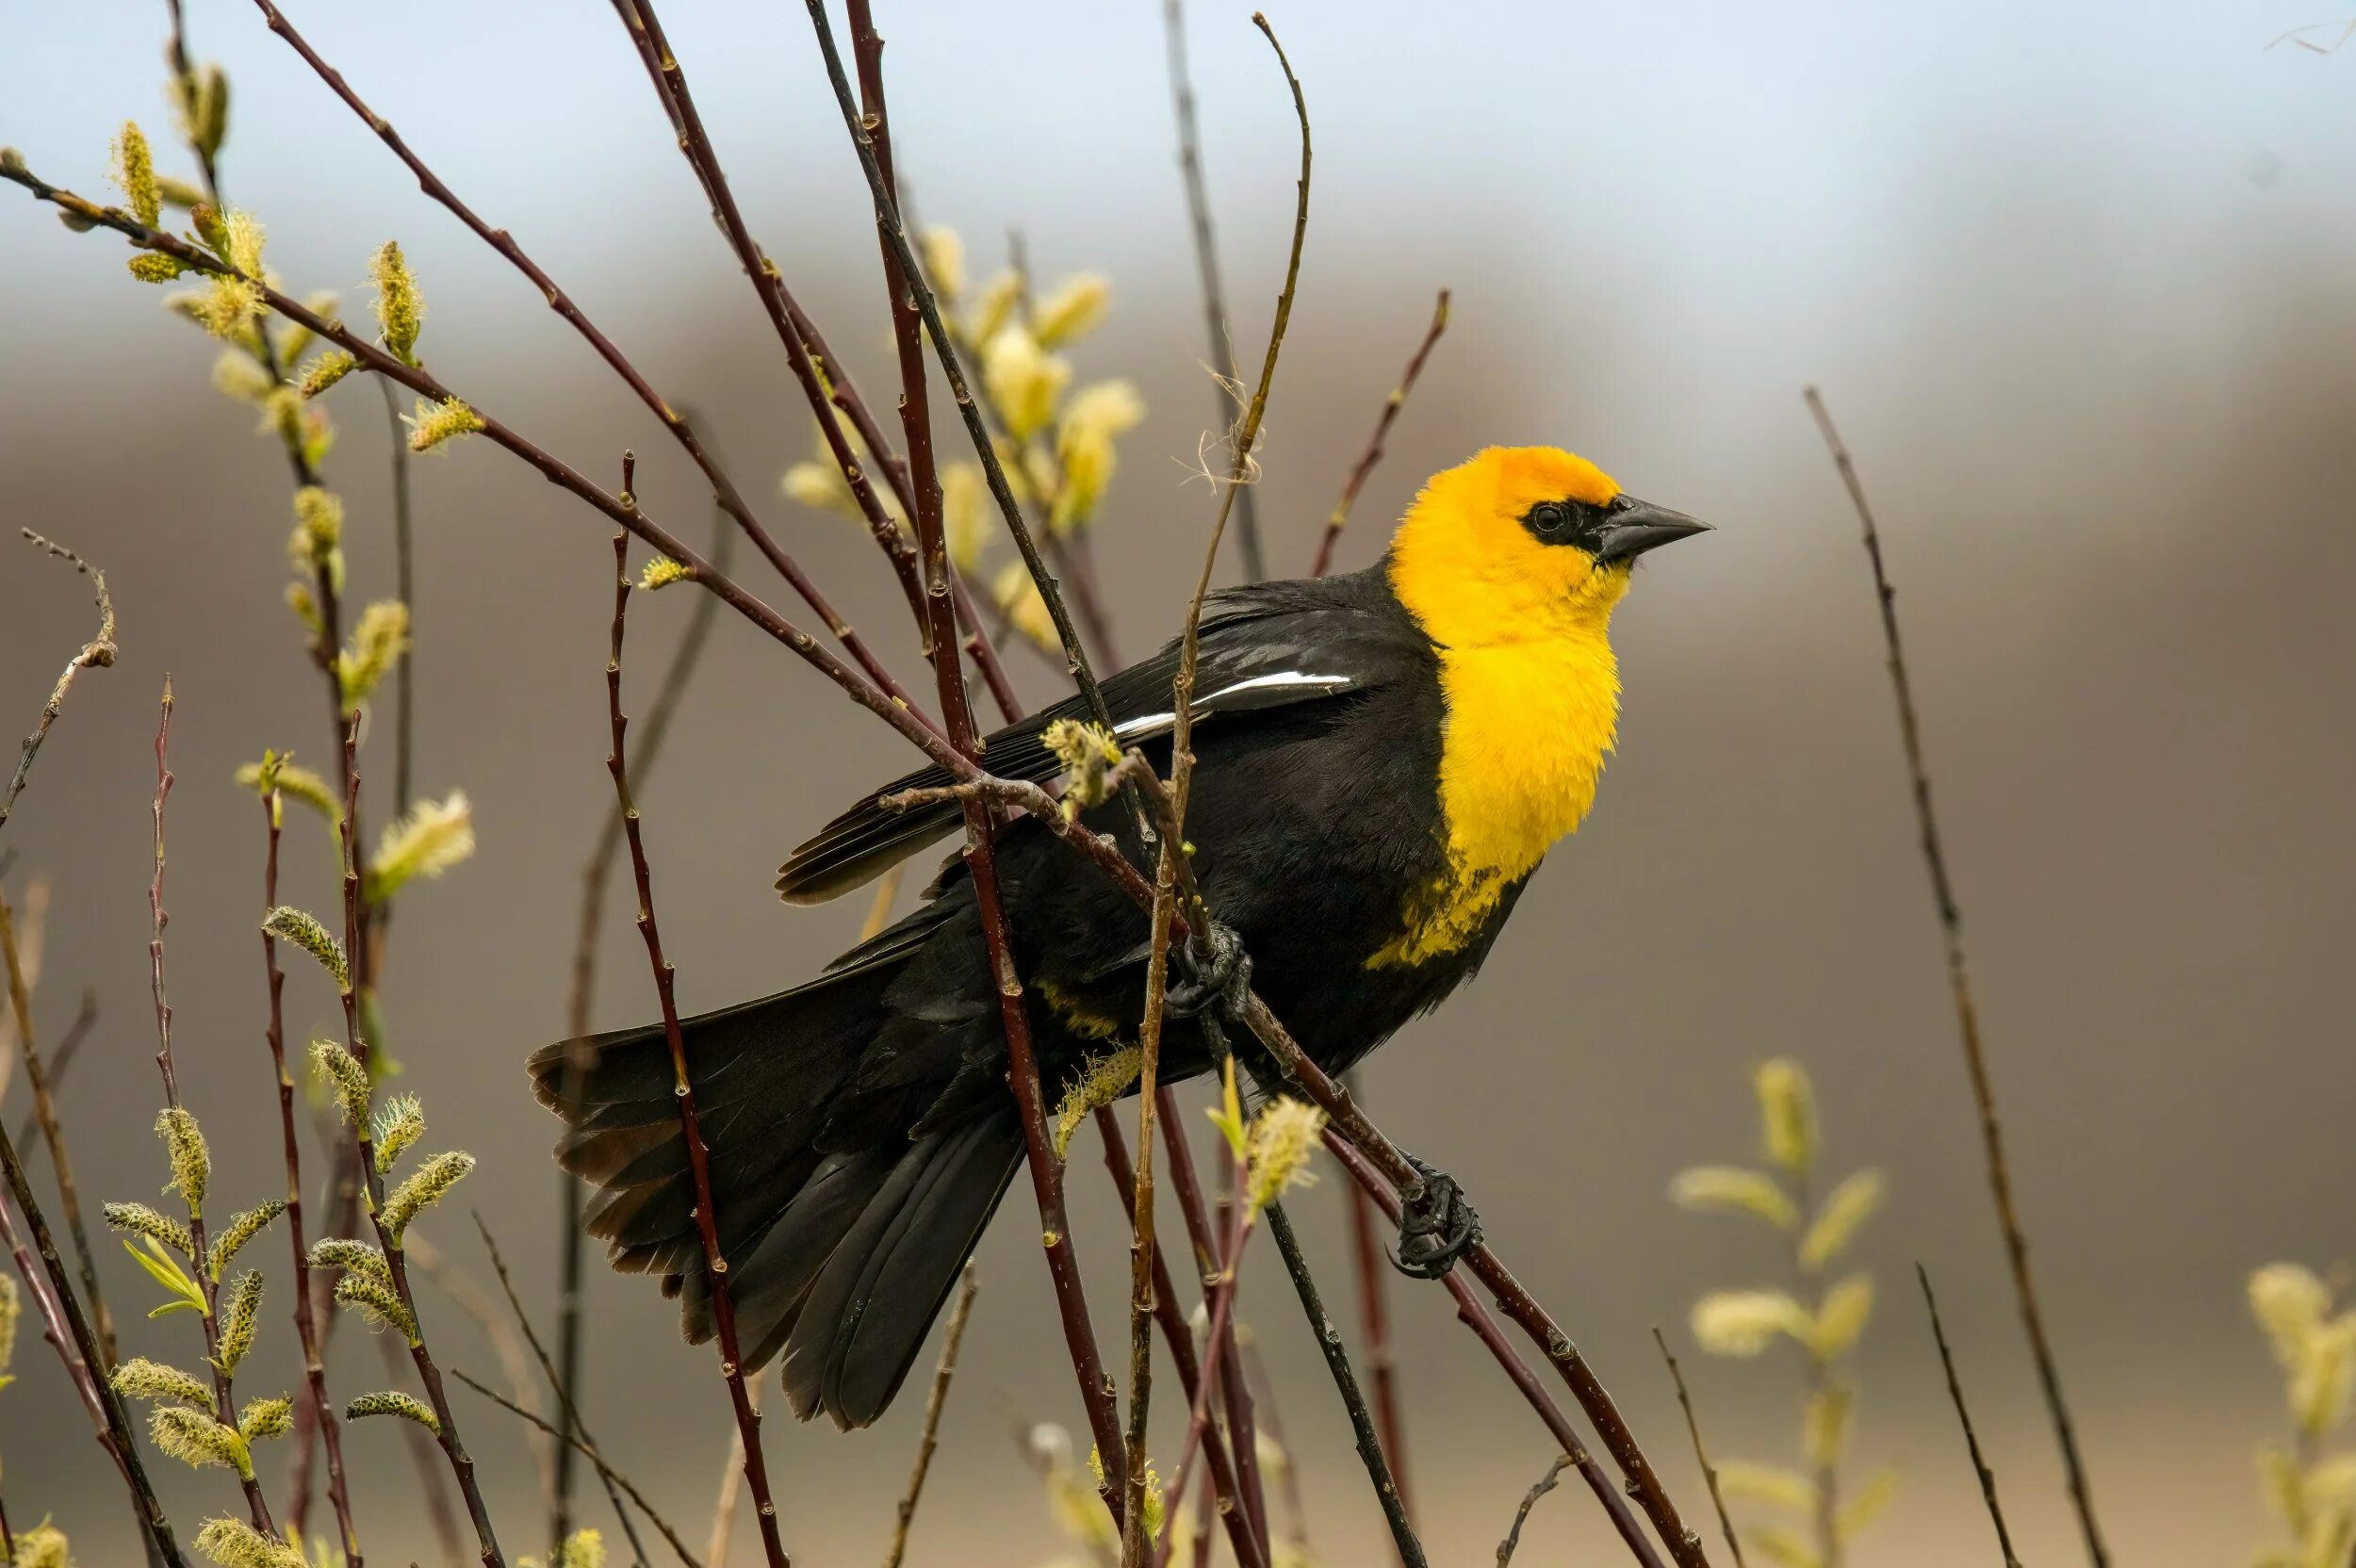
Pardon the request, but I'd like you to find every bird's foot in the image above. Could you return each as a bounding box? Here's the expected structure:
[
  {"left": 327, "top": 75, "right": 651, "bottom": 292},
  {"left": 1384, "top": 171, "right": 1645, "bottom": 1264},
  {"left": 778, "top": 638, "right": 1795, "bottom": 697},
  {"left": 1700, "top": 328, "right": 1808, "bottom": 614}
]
[
  {"left": 1390, "top": 1152, "right": 1481, "bottom": 1280},
  {"left": 1165, "top": 919, "right": 1253, "bottom": 1021}
]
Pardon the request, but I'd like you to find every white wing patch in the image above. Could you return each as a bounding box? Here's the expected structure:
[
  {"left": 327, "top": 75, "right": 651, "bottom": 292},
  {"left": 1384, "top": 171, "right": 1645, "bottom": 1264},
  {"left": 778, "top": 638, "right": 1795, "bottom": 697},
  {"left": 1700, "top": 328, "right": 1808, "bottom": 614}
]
[{"left": 1109, "top": 670, "right": 1352, "bottom": 740}]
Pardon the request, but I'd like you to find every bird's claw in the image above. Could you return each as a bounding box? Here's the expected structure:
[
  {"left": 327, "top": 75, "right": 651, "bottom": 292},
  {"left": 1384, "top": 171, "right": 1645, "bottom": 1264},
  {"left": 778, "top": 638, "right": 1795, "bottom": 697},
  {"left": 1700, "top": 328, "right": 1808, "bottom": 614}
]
[
  {"left": 1166, "top": 920, "right": 1252, "bottom": 1021},
  {"left": 1388, "top": 1153, "right": 1481, "bottom": 1280}
]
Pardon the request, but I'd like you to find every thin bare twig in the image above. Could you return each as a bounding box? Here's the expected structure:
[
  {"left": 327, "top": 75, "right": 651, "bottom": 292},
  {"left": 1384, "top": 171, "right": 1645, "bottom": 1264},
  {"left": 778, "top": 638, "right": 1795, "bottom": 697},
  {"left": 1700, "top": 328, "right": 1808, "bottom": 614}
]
[
  {"left": 1310, "top": 290, "right": 1449, "bottom": 578},
  {"left": 1652, "top": 1330, "right": 1747, "bottom": 1568},
  {"left": 882, "top": 1263, "right": 980, "bottom": 1568},
  {"left": 1804, "top": 387, "right": 2105, "bottom": 1568},
  {"left": 466, "top": 1217, "right": 646, "bottom": 1568},
  {"left": 0, "top": 531, "right": 117, "bottom": 841},
  {"left": 450, "top": 1369, "right": 702, "bottom": 1568},
  {"left": 1162, "top": 0, "right": 1268, "bottom": 580},
  {"left": 600, "top": 532, "right": 789, "bottom": 1566},
  {"left": 1496, "top": 1455, "right": 1575, "bottom": 1567},
  {"left": 1918, "top": 1266, "right": 2024, "bottom": 1568},
  {"left": 1339, "top": 1077, "right": 1411, "bottom": 1555}
]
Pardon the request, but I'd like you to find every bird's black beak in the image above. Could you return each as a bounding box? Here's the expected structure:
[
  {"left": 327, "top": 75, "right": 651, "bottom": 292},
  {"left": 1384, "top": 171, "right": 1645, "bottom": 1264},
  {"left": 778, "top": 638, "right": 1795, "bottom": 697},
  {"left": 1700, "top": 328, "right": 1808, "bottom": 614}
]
[{"left": 1594, "top": 498, "right": 1712, "bottom": 563}]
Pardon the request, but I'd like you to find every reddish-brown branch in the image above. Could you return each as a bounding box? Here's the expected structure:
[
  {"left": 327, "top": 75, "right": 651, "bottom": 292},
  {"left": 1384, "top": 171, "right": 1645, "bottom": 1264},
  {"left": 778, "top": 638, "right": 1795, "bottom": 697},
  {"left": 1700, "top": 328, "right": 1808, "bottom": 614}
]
[
  {"left": 1341, "top": 1135, "right": 1411, "bottom": 1551},
  {"left": 838, "top": 0, "right": 1128, "bottom": 1513},
  {"left": 1804, "top": 388, "right": 2106, "bottom": 1568},
  {"left": 601, "top": 535, "right": 791, "bottom": 1568},
  {"left": 1310, "top": 290, "right": 1448, "bottom": 578},
  {"left": 261, "top": 784, "right": 364, "bottom": 1565},
  {"left": 1147, "top": 1170, "right": 1256, "bottom": 1568}
]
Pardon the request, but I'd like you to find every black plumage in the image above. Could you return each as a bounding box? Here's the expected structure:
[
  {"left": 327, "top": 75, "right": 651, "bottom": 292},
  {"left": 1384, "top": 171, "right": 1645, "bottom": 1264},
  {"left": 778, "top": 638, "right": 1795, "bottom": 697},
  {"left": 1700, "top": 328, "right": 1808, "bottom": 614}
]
[{"left": 530, "top": 562, "right": 1536, "bottom": 1429}]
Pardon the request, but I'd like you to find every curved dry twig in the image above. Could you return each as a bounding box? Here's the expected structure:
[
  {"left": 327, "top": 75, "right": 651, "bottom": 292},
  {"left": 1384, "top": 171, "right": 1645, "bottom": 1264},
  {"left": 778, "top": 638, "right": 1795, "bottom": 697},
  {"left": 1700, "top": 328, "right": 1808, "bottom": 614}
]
[{"left": 1, "top": 531, "right": 117, "bottom": 839}]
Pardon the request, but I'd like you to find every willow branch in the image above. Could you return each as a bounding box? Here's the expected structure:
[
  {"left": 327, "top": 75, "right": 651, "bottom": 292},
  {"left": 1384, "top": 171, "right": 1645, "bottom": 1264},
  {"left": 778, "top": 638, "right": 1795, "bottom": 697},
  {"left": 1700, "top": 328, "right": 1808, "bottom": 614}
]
[
  {"left": 1310, "top": 290, "right": 1449, "bottom": 577},
  {"left": 1, "top": 530, "right": 117, "bottom": 841},
  {"left": 259, "top": 779, "right": 366, "bottom": 1567},
  {"left": 147, "top": 685, "right": 282, "bottom": 1539},
  {"left": 0, "top": 1119, "right": 187, "bottom": 1563},
  {"left": 1804, "top": 386, "right": 2106, "bottom": 1568},
  {"left": 331, "top": 718, "right": 505, "bottom": 1566}
]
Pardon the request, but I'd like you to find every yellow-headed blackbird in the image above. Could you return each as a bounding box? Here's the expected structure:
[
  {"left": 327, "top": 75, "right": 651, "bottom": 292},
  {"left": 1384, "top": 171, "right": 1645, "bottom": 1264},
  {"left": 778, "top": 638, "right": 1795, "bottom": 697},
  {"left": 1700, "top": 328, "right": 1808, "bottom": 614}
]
[{"left": 532, "top": 445, "right": 1708, "bottom": 1428}]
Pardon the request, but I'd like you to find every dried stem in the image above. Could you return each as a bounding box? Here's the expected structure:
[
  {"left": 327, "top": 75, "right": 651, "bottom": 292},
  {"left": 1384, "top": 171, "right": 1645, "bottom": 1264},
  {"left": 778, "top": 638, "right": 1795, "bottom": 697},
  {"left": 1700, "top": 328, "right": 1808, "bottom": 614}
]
[
  {"left": 147, "top": 685, "right": 282, "bottom": 1539},
  {"left": 1804, "top": 386, "right": 2106, "bottom": 1568},
  {"left": 468, "top": 1217, "right": 647, "bottom": 1568},
  {"left": 0, "top": 881, "right": 115, "bottom": 1366},
  {"left": 881, "top": 1262, "right": 979, "bottom": 1568},
  {"left": 1651, "top": 1330, "right": 1747, "bottom": 1568},
  {"left": 600, "top": 533, "right": 790, "bottom": 1567},
  {"left": 1310, "top": 290, "right": 1449, "bottom": 577},
  {"left": 329, "top": 717, "right": 506, "bottom": 1566},
  {"left": 1917, "top": 1266, "right": 2024, "bottom": 1568},
  {"left": 451, "top": 1368, "right": 703, "bottom": 1568},
  {"left": 818, "top": 0, "right": 1128, "bottom": 1511},
  {"left": 1, "top": 530, "right": 117, "bottom": 840},
  {"left": 1495, "top": 1454, "right": 1574, "bottom": 1567},
  {"left": 1161, "top": 0, "right": 1268, "bottom": 580}
]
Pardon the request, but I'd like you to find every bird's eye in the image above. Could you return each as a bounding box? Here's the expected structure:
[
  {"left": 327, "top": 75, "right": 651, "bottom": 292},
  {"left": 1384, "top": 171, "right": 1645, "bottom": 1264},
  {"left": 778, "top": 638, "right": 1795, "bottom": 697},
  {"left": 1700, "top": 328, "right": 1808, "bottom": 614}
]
[{"left": 1529, "top": 503, "right": 1566, "bottom": 534}]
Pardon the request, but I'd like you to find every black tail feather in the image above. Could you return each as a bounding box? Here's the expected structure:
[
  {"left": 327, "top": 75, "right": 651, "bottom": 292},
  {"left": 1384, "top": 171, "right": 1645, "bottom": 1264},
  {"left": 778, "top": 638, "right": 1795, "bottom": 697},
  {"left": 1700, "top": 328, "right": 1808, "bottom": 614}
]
[{"left": 531, "top": 911, "right": 1023, "bottom": 1428}]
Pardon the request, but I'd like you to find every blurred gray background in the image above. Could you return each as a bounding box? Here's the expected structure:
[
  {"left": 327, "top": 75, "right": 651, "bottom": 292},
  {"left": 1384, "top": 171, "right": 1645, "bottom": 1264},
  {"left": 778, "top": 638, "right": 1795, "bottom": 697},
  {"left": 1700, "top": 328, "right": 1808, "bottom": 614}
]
[{"left": 5, "top": 1, "right": 2354, "bottom": 1562}]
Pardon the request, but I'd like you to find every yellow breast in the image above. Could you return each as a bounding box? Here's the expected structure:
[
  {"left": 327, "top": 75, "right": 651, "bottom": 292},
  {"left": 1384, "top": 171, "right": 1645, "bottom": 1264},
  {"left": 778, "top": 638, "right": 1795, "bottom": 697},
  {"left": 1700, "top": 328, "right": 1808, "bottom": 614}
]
[{"left": 1368, "top": 631, "right": 1620, "bottom": 968}]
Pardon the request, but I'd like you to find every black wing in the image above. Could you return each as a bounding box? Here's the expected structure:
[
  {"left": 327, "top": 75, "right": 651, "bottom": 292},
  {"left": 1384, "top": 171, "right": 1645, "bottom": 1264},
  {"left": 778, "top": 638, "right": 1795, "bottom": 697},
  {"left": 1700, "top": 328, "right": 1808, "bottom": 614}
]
[{"left": 776, "top": 568, "right": 1399, "bottom": 904}]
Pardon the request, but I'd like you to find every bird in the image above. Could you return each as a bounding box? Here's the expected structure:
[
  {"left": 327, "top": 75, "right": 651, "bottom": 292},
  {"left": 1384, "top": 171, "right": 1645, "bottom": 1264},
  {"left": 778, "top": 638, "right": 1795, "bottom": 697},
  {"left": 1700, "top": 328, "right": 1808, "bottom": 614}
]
[{"left": 531, "top": 444, "right": 1709, "bottom": 1429}]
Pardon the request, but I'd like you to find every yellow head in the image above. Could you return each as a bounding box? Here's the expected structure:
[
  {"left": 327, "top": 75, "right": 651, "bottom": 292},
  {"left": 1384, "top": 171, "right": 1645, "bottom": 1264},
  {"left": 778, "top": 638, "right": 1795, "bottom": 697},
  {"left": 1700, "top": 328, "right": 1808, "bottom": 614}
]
[{"left": 1386, "top": 446, "right": 1708, "bottom": 648}]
